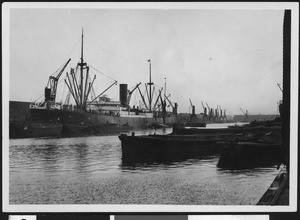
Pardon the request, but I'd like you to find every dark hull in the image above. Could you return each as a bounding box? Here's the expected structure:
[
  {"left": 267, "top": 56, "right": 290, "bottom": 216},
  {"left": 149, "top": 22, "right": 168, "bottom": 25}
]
[
  {"left": 93, "top": 123, "right": 133, "bottom": 135},
  {"left": 10, "top": 122, "right": 27, "bottom": 139},
  {"left": 30, "top": 108, "right": 175, "bottom": 129},
  {"left": 29, "top": 108, "right": 118, "bottom": 125},
  {"left": 10, "top": 122, "right": 63, "bottom": 139},
  {"left": 62, "top": 123, "right": 91, "bottom": 136},
  {"left": 217, "top": 141, "right": 285, "bottom": 169},
  {"left": 14, "top": 108, "right": 176, "bottom": 138},
  {"left": 118, "top": 133, "right": 234, "bottom": 159}
]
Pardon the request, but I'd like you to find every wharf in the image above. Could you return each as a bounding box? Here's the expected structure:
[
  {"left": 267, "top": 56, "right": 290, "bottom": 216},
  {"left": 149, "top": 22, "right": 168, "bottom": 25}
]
[{"left": 257, "top": 166, "right": 289, "bottom": 205}]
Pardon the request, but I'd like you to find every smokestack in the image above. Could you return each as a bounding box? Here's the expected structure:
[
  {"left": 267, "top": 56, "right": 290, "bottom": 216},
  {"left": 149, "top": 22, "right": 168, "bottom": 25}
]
[
  {"left": 119, "top": 84, "right": 128, "bottom": 107},
  {"left": 192, "top": 106, "right": 195, "bottom": 116}
]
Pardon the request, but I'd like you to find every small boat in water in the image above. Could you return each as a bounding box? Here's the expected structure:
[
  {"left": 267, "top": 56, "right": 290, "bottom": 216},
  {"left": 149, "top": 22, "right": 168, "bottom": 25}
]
[
  {"left": 217, "top": 130, "right": 284, "bottom": 169},
  {"left": 217, "top": 141, "right": 284, "bottom": 169},
  {"left": 119, "top": 132, "right": 235, "bottom": 158}
]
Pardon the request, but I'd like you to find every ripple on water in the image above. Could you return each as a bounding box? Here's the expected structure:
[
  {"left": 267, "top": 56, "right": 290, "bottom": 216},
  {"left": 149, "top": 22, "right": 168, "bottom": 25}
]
[{"left": 9, "top": 128, "right": 279, "bottom": 205}]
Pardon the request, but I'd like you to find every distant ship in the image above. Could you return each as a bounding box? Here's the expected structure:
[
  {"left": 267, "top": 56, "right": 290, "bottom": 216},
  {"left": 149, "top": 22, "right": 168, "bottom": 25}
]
[{"left": 28, "top": 30, "right": 177, "bottom": 137}]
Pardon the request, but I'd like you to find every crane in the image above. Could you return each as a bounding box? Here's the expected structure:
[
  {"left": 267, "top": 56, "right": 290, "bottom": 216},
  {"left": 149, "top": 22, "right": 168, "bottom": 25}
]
[
  {"left": 240, "top": 108, "right": 248, "bottom": 115},
  {"left": 206, "top": 102, "right": 214, "bottom": 117},
  {"left": 223, "top": 109, "right": 227, "bottom": 119},
  {"left": 240, "top": 108, "right": 249, "bottom": 121},
  {"left": 215, "top": 106, "right": 219, "bottom": 118},
  {"left": 189, "top": 98, "right": 196, "bottom": 118},
  {"left": 127, "top": 82, "right": 141, "bottom": 107},
  {"left": 201, "top": 101, "right": 206, "bottom": 111},
  {"left": 45, "top": 58, "right": 71, "bottom": 102},
  {"left": 218, "top": 105, "right": 225, "bottom": 119},
  {"left": 200, "top": 101, "right": 207, "bottom": 116},
  {"left": 189, "top": 99, "right": 193, "bottom": 108},
  {"left": 217, "top": 105, "right": 221, "bottom": 117},
  {"left": 164, "top": 94, "right": 174, "bottom": 109},
  {"left": 205, "top": 102, "right": 211, "bottom": 112},
  {"left": 189, "top": 98, "right": 195, "bottom": 114}
]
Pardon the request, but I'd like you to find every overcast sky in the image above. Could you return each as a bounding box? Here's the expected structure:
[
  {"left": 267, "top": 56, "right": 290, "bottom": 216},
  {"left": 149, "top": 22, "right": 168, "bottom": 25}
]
[{"left": 8, "top": 7, "right": 284, "bottom": 114}]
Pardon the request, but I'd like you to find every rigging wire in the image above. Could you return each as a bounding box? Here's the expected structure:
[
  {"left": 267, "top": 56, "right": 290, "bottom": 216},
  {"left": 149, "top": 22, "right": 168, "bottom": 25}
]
[
  {"left": 33, "top": 94, "right": 44, "bottom": 103},
  {"left": 66, "top": 35, "right": 81, "bottom": 62},
  {"left": 88, "top": 64, "right": 117, "bottom": 82}
]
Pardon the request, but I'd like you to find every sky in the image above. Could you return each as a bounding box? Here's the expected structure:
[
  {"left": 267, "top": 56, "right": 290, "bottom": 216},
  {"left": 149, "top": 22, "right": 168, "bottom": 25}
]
[{"left": 8, "top": 6, "right": 284, "bottom": 114}]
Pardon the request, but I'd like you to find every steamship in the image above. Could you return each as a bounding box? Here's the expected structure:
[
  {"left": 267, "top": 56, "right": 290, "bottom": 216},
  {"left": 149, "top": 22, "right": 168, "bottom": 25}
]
[{"left": 28, "top": 30, "right": 177, "bottom": 137}]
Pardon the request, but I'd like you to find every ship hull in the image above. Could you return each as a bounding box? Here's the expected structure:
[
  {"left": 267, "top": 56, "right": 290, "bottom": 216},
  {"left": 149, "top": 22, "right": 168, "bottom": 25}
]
[
  {"left": 118, "top": 133, "right": 225, "bottom": 163},
  {"left": 10, "top": 122, "right": 63, "bottom": 139},
  {"left": 62, "top": 123, "right": 91, "bottom": 136},
  {"left": 28, "top": 108, "right": 176, "bottom": 138},
  {"left": 30, "top": 108, "right": 176, "bottom": 129}
]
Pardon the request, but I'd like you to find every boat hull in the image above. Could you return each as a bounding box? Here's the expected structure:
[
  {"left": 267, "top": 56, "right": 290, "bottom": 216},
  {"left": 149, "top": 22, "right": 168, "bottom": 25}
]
[
  {"left": 217, "top": 141, "right": 285, "bottom": 169},
  {"left": 92, "top": 123, "right": 133, "bottom": 135},
  {"left": 10, "top": 123, "right": 63, "bottom": 138},
  {"left": 30, "top": 108, "right": 176, "bottom": 130},
  {"left": 26, "top": 108, "right": 176, "bottom": 138},
  {"left": 62, "top": 123, "right": 91, "bottom": 136},
  {"left": 119, "top": 133, "right": 228, "bottom": 159}
]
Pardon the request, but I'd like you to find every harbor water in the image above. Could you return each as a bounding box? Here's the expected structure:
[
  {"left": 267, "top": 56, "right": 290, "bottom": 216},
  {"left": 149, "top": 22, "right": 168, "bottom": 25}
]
[{"left": 9, "top": 124, "right": 279, "bottom": 205}]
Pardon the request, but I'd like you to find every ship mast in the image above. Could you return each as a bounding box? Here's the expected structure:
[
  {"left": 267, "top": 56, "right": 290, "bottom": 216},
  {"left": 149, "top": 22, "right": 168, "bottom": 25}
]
[
  {"left": 147, "top": 59, "right": 153, "bottom": 112},
  {"left": 80, "top": 29, "right": 84, "bottom": 109},
  {"left": 64, "top": 30, "right": 118, "bottom": 110}
]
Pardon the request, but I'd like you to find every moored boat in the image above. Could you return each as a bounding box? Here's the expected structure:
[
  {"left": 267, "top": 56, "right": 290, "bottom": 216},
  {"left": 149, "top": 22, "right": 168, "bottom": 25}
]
[
  {"left": 119, "top": 132, "right": 236, "bottom": 158},
  {"left": 217, "top": 141, "right": 284, "bottom": 169}
]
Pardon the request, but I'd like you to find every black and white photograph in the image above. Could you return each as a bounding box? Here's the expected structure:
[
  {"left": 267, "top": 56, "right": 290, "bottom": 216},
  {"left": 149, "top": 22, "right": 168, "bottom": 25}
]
[{"left": 2, "top": 2, "right": 298, "bottom": 213}]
